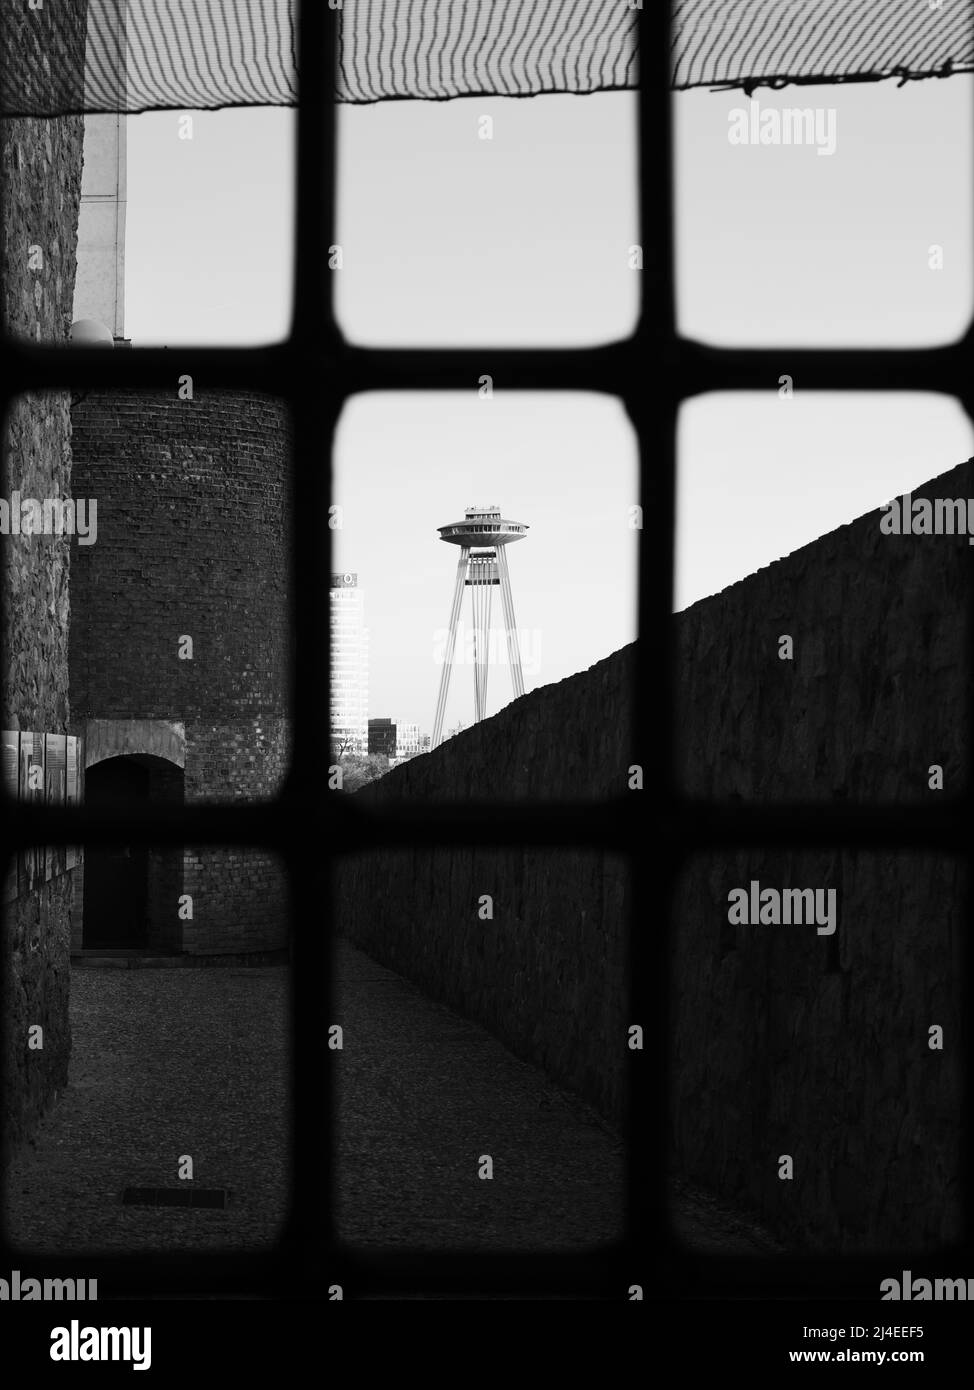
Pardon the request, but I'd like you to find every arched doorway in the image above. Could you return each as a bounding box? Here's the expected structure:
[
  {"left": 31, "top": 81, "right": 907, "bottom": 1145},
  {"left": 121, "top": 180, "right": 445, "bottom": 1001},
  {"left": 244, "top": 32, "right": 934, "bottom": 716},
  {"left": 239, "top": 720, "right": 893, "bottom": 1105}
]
[{"left": 81, "top": 754, "right": 184, "bottom": 951}]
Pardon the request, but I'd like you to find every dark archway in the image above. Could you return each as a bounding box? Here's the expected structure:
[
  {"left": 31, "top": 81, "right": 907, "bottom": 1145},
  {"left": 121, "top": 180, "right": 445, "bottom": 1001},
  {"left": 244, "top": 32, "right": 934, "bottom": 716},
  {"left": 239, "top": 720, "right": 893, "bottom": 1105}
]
[{"left": 81, "top": 755, "right": 184, "bottom": 951}]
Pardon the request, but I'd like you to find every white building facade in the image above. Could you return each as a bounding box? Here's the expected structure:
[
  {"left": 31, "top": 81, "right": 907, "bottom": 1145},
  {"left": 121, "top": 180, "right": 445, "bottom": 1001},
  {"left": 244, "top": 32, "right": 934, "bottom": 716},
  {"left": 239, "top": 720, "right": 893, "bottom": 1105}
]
[
  {"left": 394, "top": 721, "right": 421, "bottom": 757},
  {"left": 73, "top": 114, "right": 127, "bottom": 339},
  {"left": 330, "top": 572, "right": 369, "bottom": 755}
]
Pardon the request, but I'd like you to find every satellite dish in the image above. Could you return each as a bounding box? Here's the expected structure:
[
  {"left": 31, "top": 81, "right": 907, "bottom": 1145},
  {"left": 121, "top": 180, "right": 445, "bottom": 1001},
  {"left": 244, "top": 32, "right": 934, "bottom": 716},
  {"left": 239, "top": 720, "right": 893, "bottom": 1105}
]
[{"left": 70, "top": 319, "right": 114, "bottom": 347}]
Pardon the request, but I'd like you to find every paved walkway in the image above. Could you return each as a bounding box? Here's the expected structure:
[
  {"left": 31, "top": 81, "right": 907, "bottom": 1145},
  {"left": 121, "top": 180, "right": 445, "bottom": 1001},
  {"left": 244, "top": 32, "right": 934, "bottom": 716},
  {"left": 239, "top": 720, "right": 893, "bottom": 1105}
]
[
  {"left": 4, "top": 967, "right": 288, "bottom": 1253},
  {"left": 4, "top": 941, "right": 783, "bottom": 1264},
  {"left": 669, "top": 1177, "right": 787, "bottom": 1255},
  {"left": 335, "top": 941, "right": 624, "bottom": 1250},
  {"left": 335, "top": 944, "right": 783, "bottom": 1255}
]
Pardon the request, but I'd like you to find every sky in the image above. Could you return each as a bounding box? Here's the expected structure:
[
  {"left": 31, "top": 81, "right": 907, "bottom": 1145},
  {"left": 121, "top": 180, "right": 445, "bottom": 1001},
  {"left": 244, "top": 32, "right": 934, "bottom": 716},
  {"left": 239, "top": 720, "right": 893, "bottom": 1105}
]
[
  {"left": 120, "top": 77, "right": 974, "bottom": 731},
  {"left": 675, "top": 79, "right": 973, "bottom": 347}
]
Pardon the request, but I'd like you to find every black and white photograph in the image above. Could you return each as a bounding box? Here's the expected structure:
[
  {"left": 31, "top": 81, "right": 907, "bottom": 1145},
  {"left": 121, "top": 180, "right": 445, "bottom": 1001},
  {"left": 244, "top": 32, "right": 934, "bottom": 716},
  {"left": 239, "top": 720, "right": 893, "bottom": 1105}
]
[{"left": 0, "top": 0, "right": 973, "bottom": 1366}]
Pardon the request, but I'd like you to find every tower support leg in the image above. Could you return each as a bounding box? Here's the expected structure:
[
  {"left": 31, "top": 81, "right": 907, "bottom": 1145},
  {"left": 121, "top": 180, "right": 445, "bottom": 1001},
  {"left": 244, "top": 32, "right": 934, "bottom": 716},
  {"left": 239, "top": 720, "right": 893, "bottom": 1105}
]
[
  {"left": 497, "top": 544, "right": 525, "bottom": 699},
  {"left": 482, "top": 566, "right": 494, "bottom": 719},
  {"left": 432, "top": 547, "right": 468, "bottom": 748},
  {"left": 472, "top": 560, "right": 483, "bottom": 725}
]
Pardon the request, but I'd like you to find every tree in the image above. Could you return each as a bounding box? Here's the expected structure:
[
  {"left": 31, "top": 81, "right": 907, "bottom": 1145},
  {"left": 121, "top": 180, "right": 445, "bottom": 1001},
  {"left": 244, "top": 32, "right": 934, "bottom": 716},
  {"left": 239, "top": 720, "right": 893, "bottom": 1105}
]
[{"left": 334, "top": 752, "right": 389, "bottom": 793}]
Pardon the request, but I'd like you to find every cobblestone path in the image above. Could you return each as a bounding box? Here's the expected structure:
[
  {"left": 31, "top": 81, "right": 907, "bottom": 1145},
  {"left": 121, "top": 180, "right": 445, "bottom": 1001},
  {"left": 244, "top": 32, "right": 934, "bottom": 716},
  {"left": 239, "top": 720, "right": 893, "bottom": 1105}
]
[{"left": 4, "top": 944, "right": 785, "bottom": 1284}]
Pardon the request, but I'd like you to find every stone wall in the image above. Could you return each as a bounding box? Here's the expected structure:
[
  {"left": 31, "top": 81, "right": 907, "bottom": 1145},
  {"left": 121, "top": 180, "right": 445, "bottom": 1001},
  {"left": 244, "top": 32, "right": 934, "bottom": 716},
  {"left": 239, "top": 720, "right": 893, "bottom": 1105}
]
[
  {"left": 1, "top": 875, "right": 74, "bottom": 1145},
  {"left": 667, "top": 459, "right": 971, "bottom": 1252},
  {"left": 389, "top": 646, "right": 636, "bottom": 803},
  {"left": 1, "top": 6, "right": 86, "bottom": 725},
  {"left": 69, "top": 391, "right": 292, "bottom": 954},
  {"left": 1, "top": 2, "right": 88, "bottom": 1144},
  {"left": 675, "top": 463, "right": 969, "bottom": 806},
  {"left": 338, "top": 459, "right": 971, "bottom": 1252}
]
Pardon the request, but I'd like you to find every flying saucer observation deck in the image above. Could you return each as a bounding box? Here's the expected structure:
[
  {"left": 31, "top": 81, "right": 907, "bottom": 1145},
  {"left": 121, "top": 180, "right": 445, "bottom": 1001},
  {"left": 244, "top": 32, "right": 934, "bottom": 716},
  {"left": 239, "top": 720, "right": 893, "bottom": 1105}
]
[{"left": 437, "top": 512, "right": 528, "bottom": 547}]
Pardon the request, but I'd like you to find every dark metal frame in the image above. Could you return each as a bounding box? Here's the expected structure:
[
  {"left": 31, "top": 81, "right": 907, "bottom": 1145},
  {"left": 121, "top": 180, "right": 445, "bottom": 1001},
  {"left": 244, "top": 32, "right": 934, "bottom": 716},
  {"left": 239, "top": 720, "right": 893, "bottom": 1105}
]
[{"left": 1, "top": 3, "right": 970, "bottom": 1304}]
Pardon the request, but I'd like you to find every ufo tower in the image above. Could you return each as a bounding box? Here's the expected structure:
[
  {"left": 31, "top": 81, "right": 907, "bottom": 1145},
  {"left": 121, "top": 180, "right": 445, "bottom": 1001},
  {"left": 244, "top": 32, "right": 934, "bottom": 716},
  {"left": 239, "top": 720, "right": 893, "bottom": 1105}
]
[{"left": 432, "top": 506, "right": 529, "bottom": 749}]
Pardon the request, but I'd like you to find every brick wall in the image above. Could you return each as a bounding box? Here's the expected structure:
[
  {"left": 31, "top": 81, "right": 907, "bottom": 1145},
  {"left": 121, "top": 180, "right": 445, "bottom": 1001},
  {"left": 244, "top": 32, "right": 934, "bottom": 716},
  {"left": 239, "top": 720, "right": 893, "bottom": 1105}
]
[
  {"left": 1, "top": 1, "right": 87, "bottom": 1144},
  {"left": 337, "top": 458, "right": 971, "bottom": 1251},
  {"left": 69, "top": 391, "right": 292, "bottom": 954},
  {"left": 183, "top": 846, "right": 288, "bottom": 956}
]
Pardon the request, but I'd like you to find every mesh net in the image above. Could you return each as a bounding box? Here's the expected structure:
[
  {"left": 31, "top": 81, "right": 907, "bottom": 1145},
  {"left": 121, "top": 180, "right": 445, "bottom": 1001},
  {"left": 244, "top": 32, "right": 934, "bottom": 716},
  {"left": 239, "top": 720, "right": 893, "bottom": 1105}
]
[
  {"left": 1, "top": 0, "right": 972, "bottom": 116},
  {"left": 337, "top": 0, "right": 638, "bottom": 102},
  {"left": 673, "top": 0, "right": 974, "bottom": 94}
]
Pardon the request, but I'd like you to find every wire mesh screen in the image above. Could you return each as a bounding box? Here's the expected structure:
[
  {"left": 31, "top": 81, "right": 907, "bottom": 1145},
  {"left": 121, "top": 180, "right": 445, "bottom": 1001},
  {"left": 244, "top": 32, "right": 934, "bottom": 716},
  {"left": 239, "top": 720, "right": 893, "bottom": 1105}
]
[
  {"left": 673, "top": 0, "right": 974, "bottom": 94},
  {"left": 3, "top": 0, "right": 974, "bottom": 117}
]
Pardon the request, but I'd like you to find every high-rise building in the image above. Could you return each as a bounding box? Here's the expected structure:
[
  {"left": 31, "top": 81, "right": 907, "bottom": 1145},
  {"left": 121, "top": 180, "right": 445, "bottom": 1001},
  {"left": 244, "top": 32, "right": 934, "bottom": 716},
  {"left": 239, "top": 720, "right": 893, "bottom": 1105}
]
[{"left": 330, "top": 573, "right": 369, "bottom": 755}]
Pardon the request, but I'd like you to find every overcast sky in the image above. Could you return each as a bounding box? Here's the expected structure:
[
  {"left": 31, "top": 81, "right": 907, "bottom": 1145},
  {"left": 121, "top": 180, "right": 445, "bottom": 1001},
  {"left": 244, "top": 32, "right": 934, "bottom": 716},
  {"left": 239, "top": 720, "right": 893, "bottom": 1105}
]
[{"left": 121, "top": 77, "right": 974, "bottom": 730}]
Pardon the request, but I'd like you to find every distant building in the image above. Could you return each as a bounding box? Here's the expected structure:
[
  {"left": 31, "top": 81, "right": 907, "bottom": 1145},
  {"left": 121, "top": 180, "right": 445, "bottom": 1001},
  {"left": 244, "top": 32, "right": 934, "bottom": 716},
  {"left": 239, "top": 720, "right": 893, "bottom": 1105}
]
[
  {"left": 368, "top": 720, "right": 423, "bottom": 761},
  {"left": 395, "top": 721, "right": 420, "bottom": 757},
  {"left": 419, "top": 734, "right": 431, "bottom": 752},
  {"left": 73, "top": 113, "right": 127, "bottom": 341},
  {"left": 368, "top": 717, "right": 396, "bottom": 758},
  {"left": 330, "top": 573, "right": 369, "bottom": 755}
]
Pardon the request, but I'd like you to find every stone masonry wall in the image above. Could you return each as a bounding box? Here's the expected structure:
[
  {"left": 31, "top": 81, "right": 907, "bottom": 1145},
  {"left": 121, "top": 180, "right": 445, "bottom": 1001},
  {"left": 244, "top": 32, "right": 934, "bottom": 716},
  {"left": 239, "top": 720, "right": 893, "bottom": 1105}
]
[
  {"left": 338, "top": 459, "right": 971, "bottom": 1251},
  {"left": 69, "top": 391, "right": 291, "bottom": 954},
  {"left": 1, "top": 2, "right": 87, "bottom": 1145},
  {"left": 668, "top": 459, "right": 971, "bottom": 1252}
]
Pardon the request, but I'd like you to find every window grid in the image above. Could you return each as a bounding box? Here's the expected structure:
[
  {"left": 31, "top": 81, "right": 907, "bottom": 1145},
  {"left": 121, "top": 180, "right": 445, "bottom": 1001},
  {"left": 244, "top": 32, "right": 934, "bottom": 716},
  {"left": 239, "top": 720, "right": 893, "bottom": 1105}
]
[{"left": 0, "top": 3, "right": 970, "bottom": 1302}]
